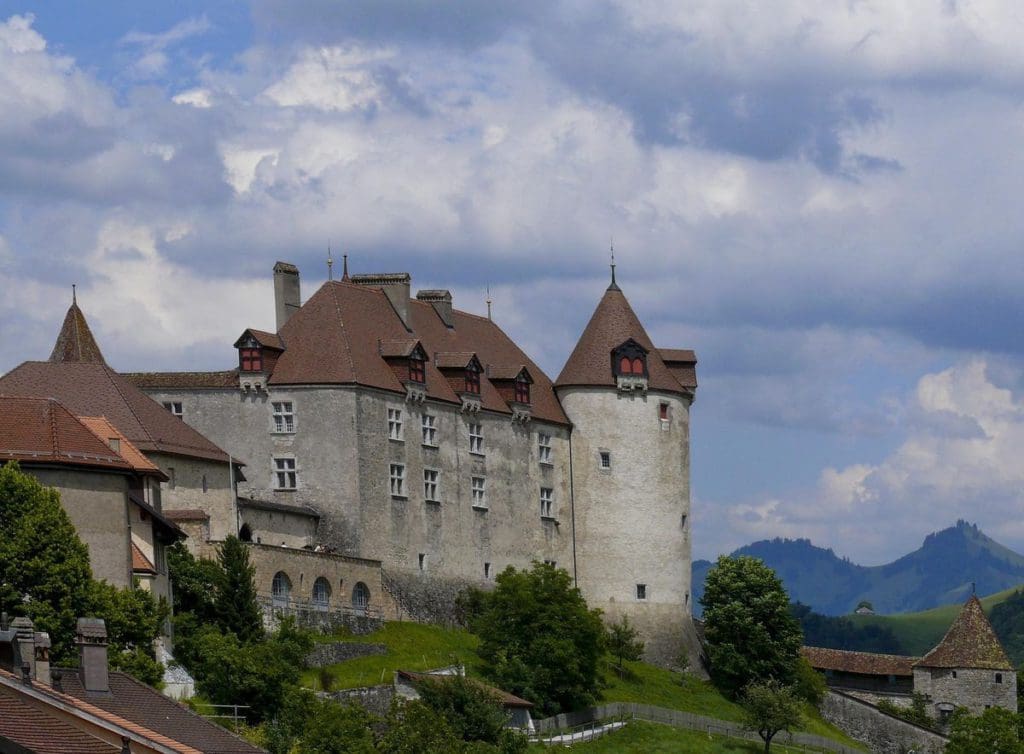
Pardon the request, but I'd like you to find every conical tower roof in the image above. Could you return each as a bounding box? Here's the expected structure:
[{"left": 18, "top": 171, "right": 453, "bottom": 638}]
[
  {"left": 914, "top": 595, "right": 1012, "bottom": 670},
  {"left": 49, "top": 295, "right": 106, "bottom": 364},
  {"left": 555, "top": 278, "right": 687, "bottom": 395}
]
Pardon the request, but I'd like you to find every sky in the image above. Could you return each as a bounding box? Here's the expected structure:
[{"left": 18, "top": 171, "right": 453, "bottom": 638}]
[{"left": 2, "top": 1, "right": 1024, "bottom": 566}]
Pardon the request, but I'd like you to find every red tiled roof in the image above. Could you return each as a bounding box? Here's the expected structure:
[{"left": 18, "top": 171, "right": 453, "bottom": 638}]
[
  {"left": 487, "top": 364, "right": 530, "bottom": 381},
  {"left": 49, "top": 301, "right": 106, "bottom": 365},
  {"left": 0, "top": 362, "right": 230, "bottom": 463},
  {"left": 802, "top": 646, "right": 918, "bottom": 677},
  {"left": 379, "top": 339, "right": 422, "bottom": 358},
  {"left": 555, "top": 283, "right": 694, "bottom": 396},
  {"left": 246, "top": 329, "right": 284, "bottom": 351},
  {"left": 396, "top": 670, "right": 533, "bottom": 708},
  {"left": 266, "top": 281, "right": 568, "bottom": 424},
  {"left": 914, "top": 596, "right": 1013, "bottom": 670},
  {"left": 58, "top": 670, "right": 265, "bottom": 753},
  {"left": 434, "top": 351, "right": 478, "bottom": 369},
  {"left": 0, "top": 396, "right": 133, "bottom": 473},
  {"left": 0, "top": 684, "right": 118, "bottom": 753},
  {"left": 79, "top": 416, "right": 165, "bottom": 478},
  {"left": 163, "top": 508, "right": 210, "bottom": 522},
  {"left": 131, "top": 542, "right": 157, "bottom": 574},
  {"left": 124, "top": 371, "right": 240, "bottom": 389}
]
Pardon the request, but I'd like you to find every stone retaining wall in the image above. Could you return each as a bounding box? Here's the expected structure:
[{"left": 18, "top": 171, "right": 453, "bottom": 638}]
[
  {"left": 306, "top": 642, "right": 387, "bottom": 668},
  {"left": 319, "top": 684, "right": 395, "bottom": 717},
  {"left": 821, "top": 691, "right": 948, "bottom": 754}
]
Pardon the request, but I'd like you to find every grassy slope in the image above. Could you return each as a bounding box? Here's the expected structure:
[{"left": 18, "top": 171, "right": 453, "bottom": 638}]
[
  {"left": 309, "top": 622, "right": 864, "bottom": 750},
  {"left": 847, "top": 584, "right": 1021, "bottom": 655}
]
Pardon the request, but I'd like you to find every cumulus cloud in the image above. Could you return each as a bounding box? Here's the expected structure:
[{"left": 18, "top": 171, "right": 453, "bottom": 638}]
[{"left": 120, "top": 16, "right": 211, "bottom": 79}]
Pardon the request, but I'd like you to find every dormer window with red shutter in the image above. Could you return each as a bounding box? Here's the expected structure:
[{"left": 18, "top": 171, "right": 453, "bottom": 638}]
[
  {"left": 515, "top": 377, "right": 530, "bottom": 404},
  {"left": 233, "top": 330, "right": 285, "bottom": 390},
  {"left": 240, "top": 347, "right": 263, "bottom": 372},
  {"left": 612, "top": 339, "right": 649, "bottom": 392},
  {"left": 466, "top": 364, "right": 481, "bottom": 394},
  {"left": 409, "top": 353, "right": 426, "bottom": 384},
  {"left": 487, "top": 365, "right": 533, "bottom": 422},
  {"left": 379, "top": 339, "right": 429, "bottom": 402}
]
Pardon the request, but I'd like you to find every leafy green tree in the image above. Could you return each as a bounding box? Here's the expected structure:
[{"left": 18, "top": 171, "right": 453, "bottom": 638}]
[
  {"left": 89, "top": 580, "right": 169, "bottom": 686},
  {"left": 301, "top": 698, "right": 379, "bottom": 754},
  {"left": 740, "top": 680, "right": 803, "bottom": 754},
  {"left": 377, "top": 699, "right": 463, "bottom": 754},
  {"left": 605, "top": 615, "right": 645, "bottom": 673},
  {"left": 215, "top": 535, "right": 263, "bottom": 643},
  {"left": 0, "top": 462, "right": 94, "bottom": 662},
  {"left": 467, "top": 562, "right": 605, "bottom": 715},
  {"left": 701, "top": 555, "right": 803, "bottom": 697},
  {"left": 946, "top": 707, "right": 1024, "bottom": 754},
  {"left": 417, "top": 674, "right": 529, "bottom": 752},
  {"left": 791, "top": 657, "right": 826, "bottom": 706}
]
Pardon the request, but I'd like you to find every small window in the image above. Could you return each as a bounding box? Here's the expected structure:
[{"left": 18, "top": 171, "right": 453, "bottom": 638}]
[
  {"left": 418, "top": 553, "right": 426, "bottom": 572},
  {"left": 421, "top": 414, "right": 437, "bottom": 446},
  {"left": 272, "top": 571, "right": 291, "bottom": 607},
  {"left": 543, "top": 559, "right": 557, "bottom": 567},
  {"left": 952, "top": 670, "right": 958, "bottom": 679},
  {"left": 409, "top": 356, "right": 426, "bottom": 384},
  {"left": 390, "top": 463, "right": 406, "bottom": 497},
  {"left": 515, "top": 379, "right": 530, "bottom": 404},
  {"left": 599, "top": 451, "right": 611, "bottom": 469},
  {"left": 466, "top": 366, "right": 481, "bottom": 394},
  {"left": 681, "top": 514, "right": 687, "bottom": 528},
  {"left": 167, "top": 467, "right": 176, "bottom": 490},
  {"left": 163, "top": 401, "right": 183, "bottom": 419},
  {"left": 471, "top": 476, "right": 486, "bottom": 509},
  {"left": 352, "top": 581, "right": 370, "bottom": 614},
  {"left": 659, "top": 402, "right": 670, "bottom": 421},
  {"left": 423, "top": 469, "right": 439, "bottom": 502},
  {"left": 272, "top": 401, "right": 295, "bottom": 433},
  {"left": 274, "top": 457, "right": 297, "bottom": 490},
  {"left": 388, "top": 408, "right": 404, "bottom": 441},
  {"left": 201, "top": 474, "right": 208, "bottom": 493},
  {"left": 469, "top": 423, "right": 484, "bottom": 455},
  {"left": 484, "top": 562, "right": 491, "bottom": 579},
  {"left": 636, "top": 584, "right": 647, "bottom": 601},
  {"left": 996, "top": 673, "right": 1003, "bottom": 683},
  {"left": 240, "top": 347, "right": 262, "bottom": 372},
  {"left": 239, "top": 523, "right": 253, "bottom": 542},
  {"left": 538, "top": 433, "right": 552, "bottom": 464},
  {"left": 312, "top": 577, "right": 331, "bottom": 610},
  {"left": 540, "top": 487, "right": 554, "bottom": 519}
]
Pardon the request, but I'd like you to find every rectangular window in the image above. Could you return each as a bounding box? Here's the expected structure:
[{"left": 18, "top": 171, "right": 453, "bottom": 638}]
[
  {"left": 274, "top": 457, "right": 297, "bottom": 490},
  {"left": 515, "top": 380, "right": 530, "bottom": 403},
  {"left": 466, "top": 369, "right": 481, "bottom": 394},
  {"left": 388, "top": 408, "right": 404, "bottom": 441},
  {"left": 390, "top": 463, "right": 406, "bottom": 497},
  {"left": 421, "top": 414, "right": 437, "bottom": 446},
  {"left": 272, "top": 401, "right": 295, "bottom": 433},
  {"left": 409, "top": 357, "right": 426, "bottom": 384},
  {"left": 600, "top": 451, "right": 611, "bottom": 469},
  {"left": 240, "top": 348, "right": 262, "bottom": 372},
  {"left": 423, "top": 469, "right": 439, "bottom": 502},
  {"left": 471, "top": 476, "right": 486, "bottom": 508},
  {"left": 538, "top": 433, "right": 552, "bottom": 464},
  {"left": 540, "top": 487, "right": 554, "bottom": 519},
  {"left": 418, "top": 553, "right": 426, "bottom": 571},
  {"left": 469, "top": 423, "right": 484, "bottom": 455},
  {"left": 659, "top": 402, "right": 670, "bottom": 421},
  {"left": 163, "top": 401, "right": 183, "bottom": 419},
  {"left": 168, "top": 467, "right": 175, "bottom": 490},
  {"left": 544, "top": 559, "right": 557, "bottom": 568},
  {"left": 484, "top": 562, "right": 491, "bottom": 579},
  {"left": 636, "top": 584, "right": 647, "bottom": 601}
]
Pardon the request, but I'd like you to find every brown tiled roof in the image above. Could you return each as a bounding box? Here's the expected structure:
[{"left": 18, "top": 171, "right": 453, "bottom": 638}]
[
  {"left": 266, "top": 281, "right": 568, "bottom": 424},
  {"left": 379, "top": 339, "right": 422, "bottom": 358},
  {"left": 434, "top": 351, "right": 478, "bottom": 369},
  {"left": 914, "top": 596, "right": 1013, "bottom": 670},
  {"left": 124, "top": 371, "right": 240, "bottom": 389},
  {"left": 0, "top": 396, "right": 133, "bottom": 472},
  {"left": 131, "top": 542, "right": 157, "bottom": 574},
  {"left": 0, "top": 362, "right": 230, "bottom": 463},
  {"left": 246, "top": 329, "right": 284, "bottom": 351},
  {"left": 79, "top": 416, "right": 166, "bottom": 478},
  {"left": 555, "top": 283, "right": 694, "bottom": 396},
  {"left": 487, "top": 364, "right": 530, "bottom": 381},
  {"left": 396, "top": 670, "right": 533, "bottom": 708},
  {"left": 0, "top": 684, "right": 118, "bottom": 753},
  {"left": 163, "top": 508, "right": 210, "bottom": 522},
  {"left": 49, "top": 301, "right": 106, "bottom": 365},
  {"left": 802, "top": 646, "right": 918, "bottom": 677},
  {"left": 58, "top": 669, "right": 266, "bottom": 753},
  {"left": 238, "top": 497, "right": 320, "bottom": 519}
]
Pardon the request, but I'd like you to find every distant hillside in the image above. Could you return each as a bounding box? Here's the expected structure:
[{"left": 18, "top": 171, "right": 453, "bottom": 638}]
[{"left": 692, "top": 520, "right": 1024, "bottom": 616}]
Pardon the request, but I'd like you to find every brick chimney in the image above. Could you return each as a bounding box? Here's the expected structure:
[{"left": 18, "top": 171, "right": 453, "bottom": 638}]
[
  {"left": 352, "top": 273, "right": 412, "bottom": 329},
  {"left": 416, "top": 289, "right": 454, "bottom": 328},
  {"left": 76, "top": 618, "right": 110, "bottom": 694},
  {"left": 273, "top": 261, "right": 301, "bottom": 331}
]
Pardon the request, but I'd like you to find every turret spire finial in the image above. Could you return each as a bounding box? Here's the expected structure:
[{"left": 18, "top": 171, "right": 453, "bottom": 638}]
[
  {"left": 327, "top": 243, "right": 334, "bottom": 281},
  {"left": 72, "top": 284, "right": 77, "bottom": 305},
  {"left": 608, "top": 239, "right": 620, "bottom": 291},
  {"left": 342, "top": 253, "right": 350, "bottom": 282},
  {"left": 486, "top": 285, "right": 493, "bottom": 321}
]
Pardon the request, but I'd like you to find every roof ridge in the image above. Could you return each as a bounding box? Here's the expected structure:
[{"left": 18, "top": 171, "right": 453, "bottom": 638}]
[
  {"left": 100, "top": 365, "right": 157, "bottom": 447},
  {"left": 46, "top": 398, "right": 60, "bottom": 458},
  {"left": 329, "top": 282, "right": 358, "bottom": 379}
]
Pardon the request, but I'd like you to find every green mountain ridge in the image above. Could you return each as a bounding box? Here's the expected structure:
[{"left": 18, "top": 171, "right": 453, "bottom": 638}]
[{"left": 692, "top": 520, "right": 1024, "bottom": 616}]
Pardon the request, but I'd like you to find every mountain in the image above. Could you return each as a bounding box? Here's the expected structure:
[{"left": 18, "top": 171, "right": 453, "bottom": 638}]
[{"left": 692, "top": 520, "right": 1024, "bottom": 616}]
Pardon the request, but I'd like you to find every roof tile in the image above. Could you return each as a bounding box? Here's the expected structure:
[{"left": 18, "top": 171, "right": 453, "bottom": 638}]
[
  {"left": 802, "top": 646, "right": 918, "bottom": 676},
  {"left": 914, "top": 596, "right": 1013, "bottom": 670}
]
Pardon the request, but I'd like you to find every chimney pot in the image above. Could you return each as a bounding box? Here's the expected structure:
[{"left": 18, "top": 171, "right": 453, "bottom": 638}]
[
  {"left": 76, "top": 617, "right": 110, "bottom": 694},
  {"left": 416, "top": 289, "right": 454, "bottom": 328},
  {"left": 352, "top": 273, "right": 412, "bottom": 329}
]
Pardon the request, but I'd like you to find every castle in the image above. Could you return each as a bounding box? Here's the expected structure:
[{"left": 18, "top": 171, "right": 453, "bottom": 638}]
[{"left": 2, "top": 260, "right": 699, "bottom": 665}]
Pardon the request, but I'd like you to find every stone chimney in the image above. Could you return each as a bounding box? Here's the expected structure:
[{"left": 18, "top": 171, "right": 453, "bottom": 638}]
[
  {"left": 416, "top": 289, "right": 454, "bottom": 328},
  {"left": 11, "top": 617, "right": 34, "bottom": 680},
  {"left": 273, "top": 261, "right": 301, "bottom": 331},
  {"left": 76, "top": 618, "right": 110, "bottom": 694},
  {"left": 352, "top": 273, "right": 412, "bottom": 329},
  {"left": 34, "top": 632, "right": 51, "bottom": 686}
]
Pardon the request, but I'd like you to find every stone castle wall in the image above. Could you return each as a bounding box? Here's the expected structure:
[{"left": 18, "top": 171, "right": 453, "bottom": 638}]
[
  {"left": 913, "top": 666, "right": 1018, "bottom": 715},
  {"left": 820, "top": 691, "right": 948, "bottom": 754}
]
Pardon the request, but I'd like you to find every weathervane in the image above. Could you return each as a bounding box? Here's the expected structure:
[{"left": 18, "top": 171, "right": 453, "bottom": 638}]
[
  {"left": 486, "top": 285, "right": 493, "bottom": 321},
  {"left": 609, "top": 238, "right": 619, "bottom": 289},
  {"left": 327, "top": 243, "right": 334, "bottom": 281},
  {"left": 72, "top": 283, "right": 77, "bottom": 305}
]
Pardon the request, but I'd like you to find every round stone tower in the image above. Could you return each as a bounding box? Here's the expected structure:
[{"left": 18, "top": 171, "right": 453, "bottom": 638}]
[{"left": 555, "top": 268, "right": 699, "bottom": 668}]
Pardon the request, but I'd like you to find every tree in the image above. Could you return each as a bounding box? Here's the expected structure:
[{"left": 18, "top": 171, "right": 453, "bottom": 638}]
[
  {"left": 791, "top": 657, "right": 826, "bottom": 706},
  {"left": 946, "top": 707, "right": 1024, "bottom": 754},
  {"left": 215, "top": 535, "right": 263, "bottom": 643},
  {"left": 416, "top": 674, "right": 529, "bottom": 752},
  {"left": 701, "top": 555, "right": 803, "bottom": 697},
  {"left": 740, "top": 680, "right": 803, "bottom": 754},
  {"left": 89, "top": 580, "right": 169, "bottom": 686},
  {"left": 605, "top": 615, "right": 644, "bottom": 673},
  {"left": 301, "top": 698, "right": 379, "bottom": 754},
  {"left": 467, "top": 562, "right": 605, "bottom": 715}
]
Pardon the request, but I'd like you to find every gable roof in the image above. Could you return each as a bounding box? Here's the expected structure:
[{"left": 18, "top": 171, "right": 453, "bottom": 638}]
[
  {"left": 78, "top": 416, "right": 165, "bottom": 478},
  {"left": 395, "top": 670, "right": 533, "bottom": 708},
  {"left": 0, "top": 396, "right": 133, "bottom": 473},
  {"left": 49, "top": 301, "right": 106, "bottom": 365},
  {"left": 0, "top": 683, "right": 119, "bottom": 753},
  {"left": 555, "top": 282, "right": 692, "bottom": 396},
  {"left": 914, "top": 596, "right": 1013, "bottom": 670},
  {"left": 802, "top": 646, "right": 918, "bottom": 677},
  {"left": 132, "top": 542, "right": 157, "bottom": 574}
]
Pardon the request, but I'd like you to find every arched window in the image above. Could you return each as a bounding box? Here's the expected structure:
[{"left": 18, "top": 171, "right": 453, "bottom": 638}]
[
  {"left": 631, "top": 357, "right": 643, "bottom": 373},
  {"left": 272, "top": 571, "right": 291, "bottom": 608},
  {"left": 352, "top": 582, "right": 370, "bottom": 614},
  {"left": 239, "top": 524, "right": 253, "bottom": 542},
  {"left": 612, "top": 339, "right": 648, "bottom": 381},
  {"left": 619, "top": 356, "right": 633, "bottom": 374},
  {"left": 312, "top": 577, "right": 331, "bottom": 611}
]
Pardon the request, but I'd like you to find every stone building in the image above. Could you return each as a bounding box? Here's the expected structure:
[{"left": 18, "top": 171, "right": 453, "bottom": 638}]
[
  {"left": 128, "top": 260, "right": 698, "bottom": 662},
  {"left": 804, "top": 595, "right": 1017, "bottom": 717}
]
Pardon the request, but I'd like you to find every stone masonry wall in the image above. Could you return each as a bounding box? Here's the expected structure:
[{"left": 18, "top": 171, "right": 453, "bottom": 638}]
[
  {"left": 319, "top": 685, "right": 395, "bottom": 717},
  {"left": 914, "top": 666, "right": 1018, "bottom": 715},
  {"left": 305, "top": 642, "right": 387, "bottom": 668},
  {"left": 821, "top": 691, "right": 948, "bottom": 754},
  {"left": 382, "top": 569, "right": 486, "bottom": 626}
]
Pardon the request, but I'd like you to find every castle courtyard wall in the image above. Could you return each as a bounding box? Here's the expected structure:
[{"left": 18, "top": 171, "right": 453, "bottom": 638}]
[{"left": 913, "top": 666, "right": 1017, "bottom": 715}]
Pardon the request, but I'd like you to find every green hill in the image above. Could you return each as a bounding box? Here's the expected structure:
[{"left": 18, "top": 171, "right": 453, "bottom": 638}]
[{"left": 694, "top": 520, "right": 1024, "bottom": 616}]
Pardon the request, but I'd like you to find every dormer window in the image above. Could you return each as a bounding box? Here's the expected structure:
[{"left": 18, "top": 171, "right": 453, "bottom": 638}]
[
  {"left": 466, "top": 365, "right": 481, "bottom": 394},
  {"left": 409, "top": 354, "right": 426, "bottom": 384},
  {"left": 612, "top": 339, "right": 649, "bottom": 392},
  {"left": 620, "top": 356, "right": 643, "bottom": 374},
  {"left": 240, "top": 346, "right": 262, "bottom": 372},
  {"left": 515, "top": 377, "right": 530, "bottom": 404},
  {"left": 234, "top": 329, "right": 284, "bottom": 376}
]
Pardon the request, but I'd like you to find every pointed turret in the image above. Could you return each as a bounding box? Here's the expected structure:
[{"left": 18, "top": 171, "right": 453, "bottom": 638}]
[
  {"left": 916, "top": 595, "right": 1012, "bottom": 670},
  {"left": 49, "top": 293, "right": 106, "bottom": 364}
]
